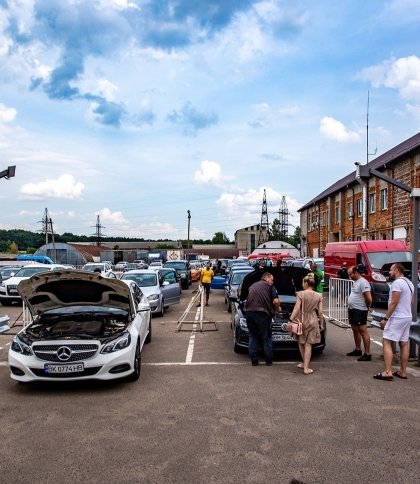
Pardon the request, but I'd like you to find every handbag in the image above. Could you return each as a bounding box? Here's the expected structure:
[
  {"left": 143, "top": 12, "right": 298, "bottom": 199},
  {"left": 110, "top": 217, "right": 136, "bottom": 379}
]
[
  {"left": 286, "top": 320, "right": 303, "bottom": 335},
  {"left": 286, "top": 295, "right": 304, "bottom": 335}
]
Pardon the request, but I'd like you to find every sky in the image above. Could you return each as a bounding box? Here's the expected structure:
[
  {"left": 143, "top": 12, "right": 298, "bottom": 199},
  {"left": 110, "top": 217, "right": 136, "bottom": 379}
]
[{"left": 0, "top": 0, "right": 420, "bottom": 242}]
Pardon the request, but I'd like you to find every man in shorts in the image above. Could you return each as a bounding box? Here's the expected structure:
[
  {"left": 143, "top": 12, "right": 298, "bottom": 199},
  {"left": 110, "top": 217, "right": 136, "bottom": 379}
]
[
  {"left": 346, "top": 266, "right": 372, "bottom": 361},
  {"left": 374, "top": 263, "right": 414, "bottom": 381},
  {"left": 199, "top": 261, "right": 214, "bottom": 306}
]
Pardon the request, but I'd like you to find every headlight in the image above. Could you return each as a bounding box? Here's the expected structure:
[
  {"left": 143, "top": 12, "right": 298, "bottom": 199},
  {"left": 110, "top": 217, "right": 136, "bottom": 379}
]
[
  {"left": 239, "top": 317, "right": 248, "bottom": 331},
  {"left": 372, "top": 272, "right": 386, "bottom": 282},
  {"left": 11, "top": 335, "right": 33, "bottom": 356},
  {"left": 101, "top": 332, "right": 131, "bottom": 354},
  {"left": 147, "top": 294, "right": 159, "bottom": 302}
]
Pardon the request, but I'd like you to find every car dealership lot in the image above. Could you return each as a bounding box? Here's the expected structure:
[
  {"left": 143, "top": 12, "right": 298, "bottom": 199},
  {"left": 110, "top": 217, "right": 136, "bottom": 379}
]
[{"left": 0, "top": 288, "right": 419, "bottom": 483}]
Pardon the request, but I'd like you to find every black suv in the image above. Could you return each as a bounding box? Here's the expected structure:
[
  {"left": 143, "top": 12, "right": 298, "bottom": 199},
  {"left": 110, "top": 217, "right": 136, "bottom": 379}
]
[
  {"left": 230, "top": 266, "right": 326, "bottom": 354},
  {"left": 163, "top": 260, "right": 192, "bottom": 289}
]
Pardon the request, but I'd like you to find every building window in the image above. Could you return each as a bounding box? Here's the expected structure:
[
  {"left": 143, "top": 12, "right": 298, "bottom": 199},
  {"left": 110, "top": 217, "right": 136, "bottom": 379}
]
[
  {"left": 370, "top": 233, "right": 376, "bottom": 240},
  {"left": 356, "top": 235, "right": 362, "bottom": 241},
  {"left": 347, "top": 202, "right": 353, "bottom": 220},
  {"left": 380, "top": 232, "right": 387, "bottom": 240},
  {"left": 380, "top": 188, "right": 388, "bottom": 210},
  {"left": 335, "top": 206, "right": 340, "bottom": 224},
  {"left": 369, "top": 193, "right": 376, "bottom": 213},
  {"left": 356, "top": 198, "right": 363, "bottom": 217}
]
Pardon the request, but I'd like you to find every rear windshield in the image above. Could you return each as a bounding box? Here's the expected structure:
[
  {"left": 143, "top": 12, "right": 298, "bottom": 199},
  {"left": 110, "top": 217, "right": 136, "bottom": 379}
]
[
  {"left": 14, "top": 267, "right": 50, "bottom": 277},
  {"left": 366, "top": 251, "right": 412, "bottom": 269},
  {"left": 232, "top": 272, "right": 252, "bottom": 284},
  {"left": 122, "top": 273, "right": 157, "bottom": 287},
  {"left": 165, "top": 262, "right": 186, "bottom": 270},
  {"left": 82, "top": 264, "right": 105, "bottom": 272}
]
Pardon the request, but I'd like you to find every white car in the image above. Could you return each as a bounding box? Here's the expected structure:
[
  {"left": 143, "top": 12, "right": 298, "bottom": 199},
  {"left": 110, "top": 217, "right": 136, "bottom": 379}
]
[
  {"left": 148, "top": 261, "right": 163, "bottom": 270},
  {"left": 0, "top": 264, "right": 68, "bottom": 306},
  {"left": 81, "top": 262, "right": 116, "bottom": 278},
  {"left": 8, "top": 269, "right": 151, "bottom": 383}
]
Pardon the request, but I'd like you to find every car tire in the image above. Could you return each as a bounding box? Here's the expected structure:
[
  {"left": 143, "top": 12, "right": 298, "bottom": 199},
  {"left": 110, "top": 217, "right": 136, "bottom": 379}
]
[
  {"left": 127, "top": 340, "right": 141, "bottom": 382},
  {"left": 227, "top": 302, "right": 232, "bottom": 313},
  {"left": 145, "top": 319, "right": 152, "bottom": 344},
  {"left": 0, "top": 299, "right": 12, "bottom": 306}
]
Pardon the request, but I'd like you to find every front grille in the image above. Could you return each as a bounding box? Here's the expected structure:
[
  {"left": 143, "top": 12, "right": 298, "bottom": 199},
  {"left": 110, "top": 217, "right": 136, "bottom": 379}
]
[
  {"left": 30, "top": 367, "right": 102, "bottom": 378},
  {"left": 33, "top": 343, "right": 98, "bottom": 362},
  {"left": 6, "top": 285, "right": 19, "bottom": 296}
]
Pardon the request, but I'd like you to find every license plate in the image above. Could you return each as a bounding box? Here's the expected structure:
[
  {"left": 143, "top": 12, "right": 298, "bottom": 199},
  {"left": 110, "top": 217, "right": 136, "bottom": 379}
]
[
  {"left": 8, "top": 289, "right": 18, "bottom": 294},
  {"left": 44, "top": 363, "right": 84, "bottom": 374},
  {"left": 272, "top": 333, "right": 294, "bottom": 342}
]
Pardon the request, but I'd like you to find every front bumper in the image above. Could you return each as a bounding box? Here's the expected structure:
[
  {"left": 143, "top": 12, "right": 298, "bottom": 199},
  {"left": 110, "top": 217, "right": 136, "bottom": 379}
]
[{"left": 8, "top": 339, "right": 137, "bottom": 382}]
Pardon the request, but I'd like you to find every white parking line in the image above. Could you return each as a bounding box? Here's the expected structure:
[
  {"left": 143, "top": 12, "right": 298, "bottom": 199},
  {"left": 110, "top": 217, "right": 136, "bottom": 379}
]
[{"left": 185, "top": 308, "right": 200, "bottom": 364}]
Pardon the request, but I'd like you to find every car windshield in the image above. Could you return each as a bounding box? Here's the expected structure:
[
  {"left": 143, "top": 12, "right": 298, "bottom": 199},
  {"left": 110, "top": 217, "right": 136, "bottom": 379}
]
[
  {"left": 14, "top": 267, "right": 50, "bottom": 277},
  {"left": 1, "top": 268, "right": 18, "bottom": 276},
  {"left": 122, "top": 273, "right": 157, "bottom": 287},
  {"left": 165, "top": 262, "right": 186, "bottom": 269},
  {"left": 232, "top": 272, "right": 252, "bottom": 284},
  {"left": 366, "top": 251, "right": 412, "bottom": 269},
  {"left": 82, "top": 264, "right": 105, "bottom": 272}
]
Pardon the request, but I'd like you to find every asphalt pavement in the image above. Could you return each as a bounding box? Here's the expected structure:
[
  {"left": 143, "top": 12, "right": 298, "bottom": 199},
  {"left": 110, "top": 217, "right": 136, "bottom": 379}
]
[{"left": 0, "top": 286, "right": 419, "bottom": 483}]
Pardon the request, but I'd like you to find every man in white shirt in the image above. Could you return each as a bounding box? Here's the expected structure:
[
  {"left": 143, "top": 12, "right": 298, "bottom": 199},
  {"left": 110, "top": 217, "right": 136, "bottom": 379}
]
[{"left": 374, "top": 263, "right": 414, "bottom": 381}]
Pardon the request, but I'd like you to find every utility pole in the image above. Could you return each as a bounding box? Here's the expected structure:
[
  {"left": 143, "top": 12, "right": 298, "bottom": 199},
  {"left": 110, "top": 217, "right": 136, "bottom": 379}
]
[
  {"left": 49, "top": 217, "right": 57, "bottom": 262},
  {"left": 277, "top": 196, "right": 289, "bottom": 241},
  {"left": 39, "top": 208, "right": 50, "bottom": 245},
  {"left": 187, "top": 210, "right": 191, "bottom": 256},
  {"left": 92, "top": 215, "right": 105, "bottom": 246},
  {"left": 258, "top": 189, "right": 269, "bottom": 245}
]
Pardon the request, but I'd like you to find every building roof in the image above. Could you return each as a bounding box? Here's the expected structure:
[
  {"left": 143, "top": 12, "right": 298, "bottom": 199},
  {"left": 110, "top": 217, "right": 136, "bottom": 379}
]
[
  {"left": 68, "top": 243, "right": 111, "bottom": 260},
  {"left": 299, "top": 131, "right": 420, "bottom": 212}
]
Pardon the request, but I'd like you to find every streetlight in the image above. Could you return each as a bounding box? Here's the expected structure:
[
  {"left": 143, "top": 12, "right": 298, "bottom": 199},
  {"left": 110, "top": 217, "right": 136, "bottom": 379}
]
[
  {"left": 0, "top": 166, "right": 16, "bottom": 180},
  {"left": 187, "top": 210, "right": 191, "bottom": 255}
]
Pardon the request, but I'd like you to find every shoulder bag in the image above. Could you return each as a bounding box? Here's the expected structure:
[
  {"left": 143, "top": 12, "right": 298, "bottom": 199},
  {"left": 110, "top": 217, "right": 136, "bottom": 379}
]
[{"left": 286, "top": 295, "right": 304, "bottom": 335}]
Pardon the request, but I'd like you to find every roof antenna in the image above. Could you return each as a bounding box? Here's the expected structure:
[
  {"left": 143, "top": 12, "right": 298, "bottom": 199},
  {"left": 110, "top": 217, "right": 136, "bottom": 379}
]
[{"left": 366, "top": 90, "right": 377, "bottom": 164}]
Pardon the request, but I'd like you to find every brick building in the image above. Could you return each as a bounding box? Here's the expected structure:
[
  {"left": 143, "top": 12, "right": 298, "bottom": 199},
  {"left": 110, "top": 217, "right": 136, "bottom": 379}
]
[{"left": 299, "top": 132, "right": 420, "bottom": 257}]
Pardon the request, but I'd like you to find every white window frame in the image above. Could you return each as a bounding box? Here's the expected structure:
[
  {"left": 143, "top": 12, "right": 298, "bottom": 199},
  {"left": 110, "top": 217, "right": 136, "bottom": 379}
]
[
  {"left": 380, "top": 188, "right": 388, "bottom": 210},
  {"left": 369, "top": 193, "right": 376, "bottom": 213},
  {"left": 356, "top": 198, "right": 363, "bottom": 217}
]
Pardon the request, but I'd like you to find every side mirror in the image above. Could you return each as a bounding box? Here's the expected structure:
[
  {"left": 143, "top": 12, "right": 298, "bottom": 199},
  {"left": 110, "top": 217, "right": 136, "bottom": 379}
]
[
  {"left": 162, "top": 280, "right": 169, "bottom": 286},
  {"left": 137, "top": 303, "right": 150, "bottom": 312}
]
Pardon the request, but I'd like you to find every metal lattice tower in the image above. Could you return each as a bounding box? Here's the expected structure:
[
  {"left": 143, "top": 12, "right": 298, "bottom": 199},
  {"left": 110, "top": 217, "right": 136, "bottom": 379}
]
[
  {"left": 258, "top": 189, "right": 270, "bottom": 245},
  {"left": 38, "top": 208, "right": 51, "bottom": 245},
  {"left": 92, "top": 215, "right": 106, "bottom": 246},
  {"left": 278, "top": 196, "right": 289, "bottom": 240}
]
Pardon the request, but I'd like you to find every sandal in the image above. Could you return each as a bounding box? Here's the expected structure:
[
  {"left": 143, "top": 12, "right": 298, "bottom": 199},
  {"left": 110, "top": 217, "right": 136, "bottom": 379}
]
[
  {"left": 373, "top": 372, "right": 393, "bottom": 381},
  {"left": 303, "top": 368, "right": 314, "bottom": 375},
  {"left": 392, "top": 371, "right": 407, "bottom": 379},
  {"left": 296, "top": 363, "right": 304, "bottom": 369}
]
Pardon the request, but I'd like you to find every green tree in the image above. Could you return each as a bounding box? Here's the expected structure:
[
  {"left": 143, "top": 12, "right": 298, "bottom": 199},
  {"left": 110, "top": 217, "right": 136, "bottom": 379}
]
[{"left": 212, "top": 232, "right": 230, "bottom": 244}]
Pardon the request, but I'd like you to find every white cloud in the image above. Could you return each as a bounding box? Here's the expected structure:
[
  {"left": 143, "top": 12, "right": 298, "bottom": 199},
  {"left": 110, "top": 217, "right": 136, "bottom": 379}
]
[
  {"left": 320, "top": 117, "right": 361, "bottom": 143},
  {"left": 216, "top": 186, "right": 302, "bottom": 231},
  {"left": 20, "top": 174, "right": 85, "bottom": 200},
  {"left": 194, "top": 160, "right": 222, "bottom": 185},
  {"left": 358, "top": 55, "right": 420, "bottom": 101},
  {"left": 0, "top": 103, "right": 17, "bottom": 122}
]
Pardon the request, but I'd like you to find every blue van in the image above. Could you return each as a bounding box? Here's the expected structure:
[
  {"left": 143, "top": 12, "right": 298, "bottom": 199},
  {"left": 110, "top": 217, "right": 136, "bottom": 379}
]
[{"left": 17, "top": 255, "right": 54, "bottom": 264}]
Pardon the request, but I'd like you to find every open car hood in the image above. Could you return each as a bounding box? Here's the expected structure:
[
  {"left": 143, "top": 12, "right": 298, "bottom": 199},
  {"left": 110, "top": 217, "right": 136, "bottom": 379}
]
[
  {"left": 17, "top": 269, "right": 135, "bottom": 317},
  {"left": 239, "top": 266, "right": 310, "bottom": 301}
]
